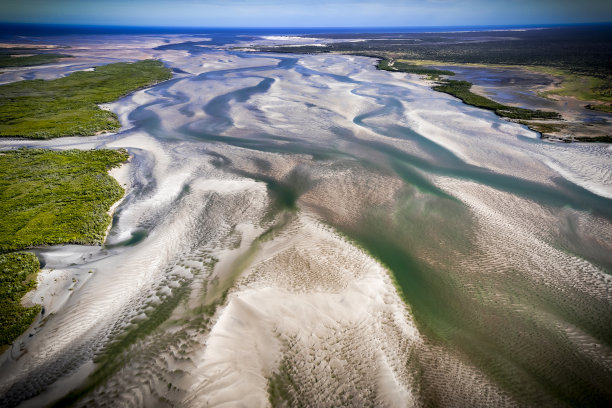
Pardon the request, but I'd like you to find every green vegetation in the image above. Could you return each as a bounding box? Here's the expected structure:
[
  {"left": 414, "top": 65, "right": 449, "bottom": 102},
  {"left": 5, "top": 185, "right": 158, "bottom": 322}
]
[
  {"left": 542, "top": 134, "right": 612, "bottom": 143},
  {"left": 0, "top": 148, "right": 129, "bottom": 345},
  {"left": 394, "top": 61, "right": 612, "bottom": 108},
  {"left": 517, "top": 121, "right": 567, "bottom": 134},
  {"left": 0, "top": 148, "right": 129, "bottom": 252},
  {"left": 573, "top": 135, "right": 612, "bottom": 142},
  {"left": 586, "top": 104, "right": 612, "bottom": 113},
  {"left": 0, "top": 59, "right": 155, "bottom": 347},
  {"left": 258, "top": 26, "right": 612, "bottom": 114},
  {"left": 377, "top": 58, "right": 455, "bottom": 80},
  {"left": 0, "top": 59, "right": 172, "bottom": 139},
  {"left": 0, "top": 53, "right": 71, "bottom": 68},
  {"left": 0, "top": 252, "right": 41, "bottom": 346},
  {"left": 528, "top": 66, "right": 612, "bottom": 104},
  {"left": 258, "top": 26, "right": 612, "bottom": 77},
  {"left": 376, "top": 59, "right": 562, "bottom": 129},
  {"left": 432, "top": 80, "right": 561, "bottom": 120}
]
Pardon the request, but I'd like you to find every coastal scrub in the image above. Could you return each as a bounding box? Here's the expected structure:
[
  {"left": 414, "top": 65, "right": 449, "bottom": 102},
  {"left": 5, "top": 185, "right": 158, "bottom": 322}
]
[
  {"left": 432, "top": 79, "right": 561, "bottom": 120},
  {"left": 377, "top": 58, "right": 455, "bottom": 80},
  {"left": 0, "top": 59, "right": 172, "bottom": 139},
  {"left": 0, "top": 252, "right": 41, "bottom": 346},
  {"left": 0, "top": 53, "right": 71, "bottom": 68},
  {"left": 0, "top": 148, "right": 129, "bottom": 251}
]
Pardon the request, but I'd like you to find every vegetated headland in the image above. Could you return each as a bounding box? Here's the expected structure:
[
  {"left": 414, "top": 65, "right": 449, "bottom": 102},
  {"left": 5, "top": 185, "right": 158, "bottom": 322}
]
[
  {"left": 0, "top": 148, "right": 128, "bottom": 348},
  {"left": 0, "top": 59, "right": 172, "bottom": 139},
  {"left": 252, "top": 25, "right": 612, "bottom": 143},
  {"left": 0, "top": 148, "right": 129, "bottom": 252},
  {"left": 0, "top": 58, "right": 171, "bottom": 348}
]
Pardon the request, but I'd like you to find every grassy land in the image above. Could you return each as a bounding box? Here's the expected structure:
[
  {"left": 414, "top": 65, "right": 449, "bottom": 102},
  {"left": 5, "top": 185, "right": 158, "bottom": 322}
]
[
  {"left": 0, "top": 53, "right": 71, "bottom": 68},
  {"left": 517, "top": 121, "right": 567, "bottom": 134},
  {"left": 0, "top": 252, "right": 41, "bottom": 346},
  {"left": 0, "top": 148, "right": 129, "bottom": 252},
  {"left": 586, "top": 104, "right": 612, "bottom": 113},
  {"left": 525, "top": 66, "right": 612, "bottom": 103},
  {"left": 375, "top": 59, "right": 561, "bottom": 122},
  {"left": 0, "top": 59, "right": 172, "bottom": 139},
  {"left": 432, "top": 80, "right": 561, "bottom": 120},
  {"left": 375, "top": 58, "right": 565, "bottom": 136},
  {"left": 396, "top": 59, "right": 612, "bottom": 107},
  {"left": 389, "top": 58, "right": 612, "bottom": 109}
]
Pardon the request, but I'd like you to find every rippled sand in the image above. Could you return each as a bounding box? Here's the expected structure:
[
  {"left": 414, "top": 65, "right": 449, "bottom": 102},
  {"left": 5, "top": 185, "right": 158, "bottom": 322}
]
[{"left": 1, "top": 34, "right": 611, "bottom": 407}]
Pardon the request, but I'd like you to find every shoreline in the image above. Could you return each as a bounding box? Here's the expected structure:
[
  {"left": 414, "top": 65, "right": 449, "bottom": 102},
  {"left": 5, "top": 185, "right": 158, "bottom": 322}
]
[
  {"left": 244, "top": 41, "right": 611, "bottom": 143},
  {"left": 104, "top": 157, "right": 132, "bottom": 243},
  {"left": 0, "top": 147, "right": 130, "bottom": 351},
  {"left": 378, "top": 58, "right": 612, "bottom": 143}
]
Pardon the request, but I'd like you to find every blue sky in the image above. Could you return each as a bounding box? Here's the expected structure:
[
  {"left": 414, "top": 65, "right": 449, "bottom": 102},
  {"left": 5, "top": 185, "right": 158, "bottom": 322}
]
[{"left": 1, "top": 0, "right": 611, "bottom": 27}]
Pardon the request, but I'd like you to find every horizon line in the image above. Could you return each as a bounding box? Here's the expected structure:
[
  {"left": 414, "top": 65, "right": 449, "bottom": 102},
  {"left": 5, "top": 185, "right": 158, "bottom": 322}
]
[{"left": 1, "top": 21, "right": 612, "bottom": 30}]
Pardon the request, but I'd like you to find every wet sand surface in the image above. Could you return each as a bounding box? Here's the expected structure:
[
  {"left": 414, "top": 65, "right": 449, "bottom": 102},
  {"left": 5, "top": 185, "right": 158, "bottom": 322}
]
[{"left": 0, "top": 34, "right": 611, "bottom": 407}]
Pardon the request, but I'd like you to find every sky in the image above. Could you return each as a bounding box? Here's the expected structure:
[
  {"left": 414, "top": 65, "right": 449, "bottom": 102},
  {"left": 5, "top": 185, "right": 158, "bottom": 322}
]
[{"left": 1, "top": 0, "right": 611, "bottom": 28}]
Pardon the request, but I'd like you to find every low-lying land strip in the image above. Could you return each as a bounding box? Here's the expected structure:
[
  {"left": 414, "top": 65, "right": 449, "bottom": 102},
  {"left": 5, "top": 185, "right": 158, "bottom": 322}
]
[
  {"left": 378, "top": 58, "right": 562, "bottom": 135},
  {"left": 0, "top": 53, "right": 71, "bottom": 68},
  {"left": 431, "top": 79, "right": 560, "bottom": 120},
  {"left": 376, "top": 58, "right": 454, "bottom": 80},
  {"left": 388, "top": 59, "right": 610, "bottom": 142},
  {"left": 388, "top": 58, "right": 612, "bottom": 109},
  {"left": 0, "top": 59, "right": 172, "bottom": 139}
]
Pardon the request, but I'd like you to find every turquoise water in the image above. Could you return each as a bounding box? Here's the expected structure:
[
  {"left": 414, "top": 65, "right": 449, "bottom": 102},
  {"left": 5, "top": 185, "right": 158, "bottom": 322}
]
[{"left": 0, "top": 31, "right": 611, "bottom": 407}]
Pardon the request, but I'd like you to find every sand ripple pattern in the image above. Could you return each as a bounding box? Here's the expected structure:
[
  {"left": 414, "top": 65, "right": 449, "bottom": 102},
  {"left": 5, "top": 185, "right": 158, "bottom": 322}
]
[{"left": 1, "top": 34, "right": 611, "bottom": 407}]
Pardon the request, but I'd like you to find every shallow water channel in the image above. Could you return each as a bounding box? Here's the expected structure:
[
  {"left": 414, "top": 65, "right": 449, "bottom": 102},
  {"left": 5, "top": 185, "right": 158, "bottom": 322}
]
[{"left": 1, "top": 33, "right": 611, "bottom": 407}]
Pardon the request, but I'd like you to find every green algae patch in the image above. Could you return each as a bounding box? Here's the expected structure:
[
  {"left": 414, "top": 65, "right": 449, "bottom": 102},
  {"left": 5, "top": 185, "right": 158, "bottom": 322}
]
[
  {"left": 0, "top": 148, "right": 129, "bottom": 251},
  {"left": 0, "top": 252, "right": 41, "bottom": 346},
  {"left": 0, "top": 59, "right": 172, "bottom": 139}
]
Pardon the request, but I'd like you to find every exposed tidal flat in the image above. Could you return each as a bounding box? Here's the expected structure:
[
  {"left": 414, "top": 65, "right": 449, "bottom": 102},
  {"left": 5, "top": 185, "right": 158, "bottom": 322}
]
[
  {"left": 0, "top": 31, "right": 611, "bottom": 407},
  {"left": 254, "top": 26, "right": 612, "bottom": 143}
]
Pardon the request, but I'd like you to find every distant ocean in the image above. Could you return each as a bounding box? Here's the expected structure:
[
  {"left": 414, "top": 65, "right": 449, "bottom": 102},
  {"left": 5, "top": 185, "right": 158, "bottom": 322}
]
[{"left": 0, "top": 22, "right": 607, "bottom": 38}]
